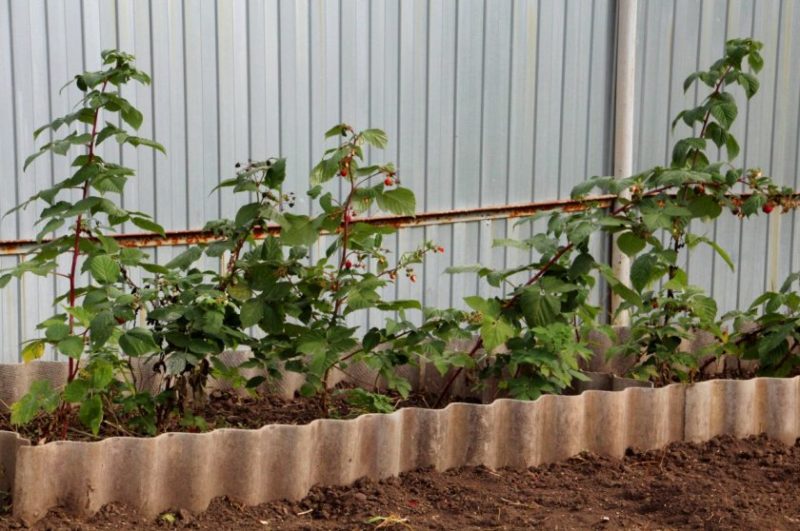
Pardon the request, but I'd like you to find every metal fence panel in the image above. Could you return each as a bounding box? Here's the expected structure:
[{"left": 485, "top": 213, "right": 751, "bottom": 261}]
[{"left": 1, "top": 0, "right": 798, "bottom": 363}]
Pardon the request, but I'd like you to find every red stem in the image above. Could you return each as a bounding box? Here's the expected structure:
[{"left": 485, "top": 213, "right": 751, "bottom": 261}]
[
  {"left": 67, "top": 80, "right": 107, "bottom": 381},
  {"left": 691, "top": 65, "right": 733, "bottom": 168}
]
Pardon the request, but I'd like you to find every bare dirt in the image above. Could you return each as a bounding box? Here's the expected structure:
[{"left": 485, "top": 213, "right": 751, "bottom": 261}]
[
  {"left": 2, "top": 434, "right": 797, "bottom": 530},
  {"left": 0, "top": 386, "right": 444, "bottom": 443}
]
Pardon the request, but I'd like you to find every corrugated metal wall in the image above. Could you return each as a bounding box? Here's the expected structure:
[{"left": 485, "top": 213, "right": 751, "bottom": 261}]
[{"left": 0, "top": 0, "right": 798, "bottom": 362}]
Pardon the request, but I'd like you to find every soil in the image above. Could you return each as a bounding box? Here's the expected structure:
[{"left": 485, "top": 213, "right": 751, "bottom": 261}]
[
  {"left": 0, "top": 386, "right": 450, "bottom": 443},
  {"left": 2, "top": 434, "right": 797, "bottom": 530}
]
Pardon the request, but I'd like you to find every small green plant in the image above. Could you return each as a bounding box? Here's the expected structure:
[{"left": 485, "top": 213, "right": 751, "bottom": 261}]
[
  {"left": 336, "top": 388, "right": 396, "bottom": 415},
  {"left": 1, "top": 50, "right": 167, "bottom": 435},
  {"left": 722, "top": 272, "right": 800, "bottom": 376}
]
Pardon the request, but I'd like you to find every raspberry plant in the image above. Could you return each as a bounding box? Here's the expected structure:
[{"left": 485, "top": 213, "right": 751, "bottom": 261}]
[
  {"left": 0, "top": 51, "right": 168, "bottom": 435},
  {"left": 722, "top": 272, "right": 800, "bottom": 376},
  {"left": 2, "top": 37, "right": 799, "bottom": 439},
  {"left": 576, "top": 38, "right": 798, "bottom": 383},
  {"left": 0, "top": 50, "right": 442, "bottom": 435},
  {"left": 219, "top": 125, "right": 441, "bottom": 413},
  {"left": 426, "top": 38, "right": 798, "bottom": 398}
]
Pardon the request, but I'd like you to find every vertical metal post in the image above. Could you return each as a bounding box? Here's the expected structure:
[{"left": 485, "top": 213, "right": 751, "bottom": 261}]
[{"left": 611, "top": 0, "right": 638, "bottom": 325}]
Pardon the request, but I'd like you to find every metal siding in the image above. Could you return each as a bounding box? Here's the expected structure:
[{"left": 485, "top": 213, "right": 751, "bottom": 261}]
[{"left": 1, "top": 0, "right": 797, "bottom": 362}]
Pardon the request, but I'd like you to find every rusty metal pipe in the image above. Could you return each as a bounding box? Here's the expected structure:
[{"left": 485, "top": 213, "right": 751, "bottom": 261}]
[{"left": 0, "top": 196, "right": 614, "bottom": 256}]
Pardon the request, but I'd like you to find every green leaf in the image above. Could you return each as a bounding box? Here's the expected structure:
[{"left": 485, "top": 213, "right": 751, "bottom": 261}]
[
  {"left": 324, "top": 124, "right": 348, "bottom": 138},
  {"left": 227, "top": 282, "right": 252, "bottom": 302},
  {"left": 742, "top": 194, "right": 766, "bottom": 216},
  {"left": 21, "top": 340, "right": 46, "bottom": 363},
  {"left": 630, "top": 254, "right": 659, "bottom": 293},
  {"left": 96, "top": 233, "right": 121, "bottom": 254},
  {"left": 616, "top": 232, "right": 646, "bottom": 257},
  {"left": 63, "top": 379, "right": 90, "bottom": 403},
  {"left": 235, "top": 202, "right": 261, "bottom": 227},
  {"left": 345, "top": 285, "right": 381, "bottom": 311},
  {"left": 265, "top": 158, "right": 287, "bottom": 188},
  {"left": 45, "top": 323, "right": 70, "bottom": 342},
  {"left": 131, "top": 216, "right": 165, "bottom": 236},
  {"left": 376, "top": 187, "right": 416, "bottom": 216},
  {"left": 641, "top": 210, "right": 674, "bottom": 231},
  {"left": 35, "top": 217, "right": 65, "bottom": 242},
  {"left": 240, "top": 299, "right": 264, "bottom": 328},
  {"left": 663, "top": 268, "right": 688, "bottom": 291},
  {"left": 119, "top": 247, "right": 146, "bottom": 266},
  {"left": 736, "top": 72, "right": 760, "bottom": 99},
  {"left": 519, "top": 288, "right": 561, "bottom": 327},
  {"left": 688, "top": 195, "right": 722, "bottom": 220},
  {"left": 297, "top": 334, "right": 328, "bottom": 358},
  {"left": 568, "top": 253, "right": 595, "bottom": 279},
  {"left": 57, "top": 336, "right": 85, "bottom": 358},
  {"left": 682, "top": 72, "right": 699, "bottom": 92},
  {"left": 119, "top": 327, "right": 160, "bottom": 357},
  {"left": 480, "top": 316, "right": 515, "bottom": 353},
  {"left": 671, "top": 137, "right": 706, "bottom": 167},
  {"left": 361, "top": 129, "right": 388, "bottom": 149},
  {"left": 10, "top": 380, "right": 59, "bottom": 425},
  {"left": 88, "top": 255, "right": 121, "bottom": 284},
  {"left": 686, "top": 234, "right": 735, "bottom": 271},
  {"left": 464, "top": 296, "right": 500, "bottom": 318},
  {"left": 65, "top": 306, "right": 94, "bottom": 327},
  {"left": 690, "top": 295, "right": 718, "bottom": 323},
  {"left": 725, "top": 134, "right": 740, "bottom": 161},
  {"left": 445, "top": 264, "right": 489, "bottom": 274},
  {"left": 79, "top": 395, "right": 104, "bottom": 435},
  {"left": 90, "top": 311, "right": 116, "bottom": 348},
  {"left": 124, "top": 136, "right": 166, "bottom": 154},
  {"left": 748, "top": 51, "right": 764, "bottom": 73},
  {"left": 280, "top": 213, "right": 321, "bottom": 247},
  {"left": 165, "top": 247, "right": 203, "bottom": 270},
  {"left": 121, "top": 106, "right": 144, "bottom": 130},
  {"left": 376, "top": 299, "right": 422, "bottom": 311},
  {"left": 310, "top": 157, "right": 341, "bottom": 186},
  {"left": 566, "top": 220, "right": 595, "bottom": 245},
  {"left": 710, "top": 94, "right": 737, "bottom": 130}
]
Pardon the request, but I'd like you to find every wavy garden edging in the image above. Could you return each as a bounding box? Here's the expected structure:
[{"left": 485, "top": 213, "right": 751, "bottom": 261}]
[{"left": 2, "top": 373, "right": 798, "bottom": 525}]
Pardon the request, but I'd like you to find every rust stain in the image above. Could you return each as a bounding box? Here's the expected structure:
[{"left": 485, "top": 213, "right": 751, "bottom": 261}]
[{"left": 0, "top": 196, "right": 615, "bottom": 256}]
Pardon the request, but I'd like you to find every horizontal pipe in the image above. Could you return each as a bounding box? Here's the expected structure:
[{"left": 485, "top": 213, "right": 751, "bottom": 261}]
[{"left": 0, "top": 196, "right": 615, "bottom": 256}]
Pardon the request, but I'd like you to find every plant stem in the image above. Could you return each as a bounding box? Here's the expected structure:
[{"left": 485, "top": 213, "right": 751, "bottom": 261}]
[
  {"left": 322, "top": 143, "right": 358, "bottom": 415},
  {"left": 66, "top": 80, "right": 107, "bottom": 382},
  {"left": 433, "top": 338, "right": 483, "bottom": 408},
  {"left": 690, "top": 65, "right": 733, "bottom": 168}
]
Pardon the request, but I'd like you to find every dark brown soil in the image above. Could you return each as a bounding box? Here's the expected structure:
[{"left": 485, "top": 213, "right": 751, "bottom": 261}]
[
  {"left": 3, "top": 434, "right": 797, "bottom": 530},
  {"left": 0, "top": 386, "right": 445, "bottom": 443}
]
